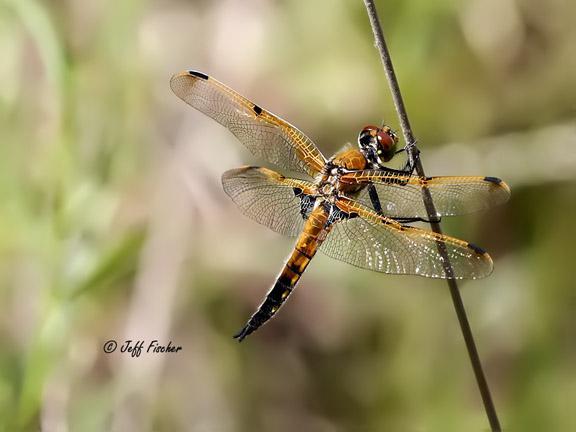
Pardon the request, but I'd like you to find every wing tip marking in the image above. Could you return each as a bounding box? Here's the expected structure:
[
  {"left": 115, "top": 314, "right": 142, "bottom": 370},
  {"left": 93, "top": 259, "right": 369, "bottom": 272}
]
[
  {"left": 187, "top": 70, "right": 209, "bottom": 80},
  {"left": 484, "top": 176, "right": 511, "bottom": 195},
  {"left": 484, "top": 176, "right": 502, "bottom": 185},
  {"left": 467, "top": 242, "right": 488, "bottom": 256},
  {"left": 253, "top": 105, "right": 263, "bottom": 115}
]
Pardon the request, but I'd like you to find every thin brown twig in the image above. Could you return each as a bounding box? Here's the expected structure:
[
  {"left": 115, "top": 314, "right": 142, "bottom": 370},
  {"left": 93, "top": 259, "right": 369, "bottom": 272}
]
[{"left": 361, "top": 1, "right": 502, "bottom": 431}]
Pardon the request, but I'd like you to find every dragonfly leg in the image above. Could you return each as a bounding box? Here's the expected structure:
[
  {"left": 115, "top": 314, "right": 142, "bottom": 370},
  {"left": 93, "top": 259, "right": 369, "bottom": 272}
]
[
  {"left": 402, "top": 143, "right": 419, "bottom": 175},
  {"left": 369, "top": 184, "right": 441, "bottom": 223},
  {"left": 370, "top": 166, "right": 413, "bottom": 181},
  {"left": 368, "top": 184, "right": 383, "bottom": 215},
  {"left": 390, "top": 142, "right": 420, "bottom": 176},
  {"left": 393, "top": 216, "right": 441, "bottom": 224}
]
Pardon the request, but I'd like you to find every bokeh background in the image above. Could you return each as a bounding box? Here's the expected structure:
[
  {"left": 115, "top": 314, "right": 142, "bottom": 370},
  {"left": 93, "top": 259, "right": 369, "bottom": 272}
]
[{"left": 1, "top": 0, "right": 575, "bottom": 430}]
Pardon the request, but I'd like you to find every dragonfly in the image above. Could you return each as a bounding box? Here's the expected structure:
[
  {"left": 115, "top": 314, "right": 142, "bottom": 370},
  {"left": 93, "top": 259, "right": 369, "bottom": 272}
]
[{"left": 170, "top": 70, "right": 510, "bottom": 341}]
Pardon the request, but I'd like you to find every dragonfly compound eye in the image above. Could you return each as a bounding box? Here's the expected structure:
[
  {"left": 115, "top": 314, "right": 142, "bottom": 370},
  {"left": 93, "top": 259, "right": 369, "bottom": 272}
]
[
  {"left": 358, "top": 125, "right": 379, "bottom": 148},
  {"left": 376, "top": 126, "right": 398, "bottom": 162}
]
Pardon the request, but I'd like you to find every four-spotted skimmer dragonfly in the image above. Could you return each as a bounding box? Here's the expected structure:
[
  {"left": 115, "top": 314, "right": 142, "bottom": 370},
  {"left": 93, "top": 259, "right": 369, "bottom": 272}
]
[{"left": 171, "top": 70, "right": 510, "bottom": 341}]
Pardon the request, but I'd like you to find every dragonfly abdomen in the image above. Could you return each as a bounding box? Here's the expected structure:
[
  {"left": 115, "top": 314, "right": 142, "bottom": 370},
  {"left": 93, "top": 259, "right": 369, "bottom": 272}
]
[{"left": 233, "top": 205, "right": 330, "bottom": 341}]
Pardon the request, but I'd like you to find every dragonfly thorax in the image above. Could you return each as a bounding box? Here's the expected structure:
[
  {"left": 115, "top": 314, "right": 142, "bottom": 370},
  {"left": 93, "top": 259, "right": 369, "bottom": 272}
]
[
  {"left": 316, "top": 164, "right": 345, "bottom": 200},
  {"left": 320, "top": 183, "right": 335, "bottom": 195}
]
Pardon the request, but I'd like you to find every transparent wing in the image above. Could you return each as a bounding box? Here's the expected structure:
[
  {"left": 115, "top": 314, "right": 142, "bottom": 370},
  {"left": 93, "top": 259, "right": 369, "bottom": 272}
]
[
  {"left": 320, "top": 197, "right": 493, "bottom": 279},
  {"left": 171, "top": 70, "right": 326, "bottom": 177},
  {"left": 221, "top": 166, "right": 317, "bottom": 237},
  {"left": 341, "top": 171, "right": 510, "bottom": 218}
]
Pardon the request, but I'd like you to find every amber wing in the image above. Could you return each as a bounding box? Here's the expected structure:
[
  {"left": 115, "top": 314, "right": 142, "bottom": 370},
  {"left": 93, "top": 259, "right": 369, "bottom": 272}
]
[
  {"left": 222, "top": 166, "right": 317, "bottom": 237},
  {"left": 320, "top": 197, "right": 493, "bottom": 279},
  {"left": 171, "top": 71, "right": 326, "bottom": 177},
  {"left": 340, "top": 171, "right": 511, "bottom": 218}
]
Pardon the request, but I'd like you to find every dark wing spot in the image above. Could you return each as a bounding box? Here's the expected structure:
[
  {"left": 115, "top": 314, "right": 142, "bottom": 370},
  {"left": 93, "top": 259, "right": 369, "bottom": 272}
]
[
  {"left": 299, "top": 194, "right": 316, "bottom": 220},
  {"left": 326, "top": 204, "right": 352, "bottom": 225},
  {"left": 293, "top": 187, "right": 303, "bottom": 196},
  {"left": 483, "top": 176, "right": 502, "bottom": 185},
  {"left": 467, "top": 242, "right": 487, "bottom": 255},
  {"left": 253, "top": 105, "right": 263, "bottom": 115},
  {"left": 187, "top": 70, "right": 209, "bottom": 80}
]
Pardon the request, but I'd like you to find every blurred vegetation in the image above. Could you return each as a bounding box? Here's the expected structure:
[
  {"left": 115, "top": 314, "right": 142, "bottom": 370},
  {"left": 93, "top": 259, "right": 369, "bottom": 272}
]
[{"left": 0, "top": 0, "right": 575, "bottom": 430}]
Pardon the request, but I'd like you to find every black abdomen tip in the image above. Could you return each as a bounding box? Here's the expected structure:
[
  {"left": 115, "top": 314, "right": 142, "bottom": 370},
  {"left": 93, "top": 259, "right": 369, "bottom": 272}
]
[
  {"left": 484, "top": 176, "right": 502, "bottom": 185},
  {"left": 467, "top": 242, "right": 487, "bottom": 255},
  {"left": 233, "top": 325, "right": 253, "bottom": 342},
  {"left": 188, "top": 70, "right": 209, "bottom": 80}
]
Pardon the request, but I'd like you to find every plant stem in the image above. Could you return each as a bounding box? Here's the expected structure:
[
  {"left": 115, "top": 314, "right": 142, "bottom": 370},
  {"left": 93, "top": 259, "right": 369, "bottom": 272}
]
[{"left": 361, "top": 1, "right": 502, "bottom": 431}]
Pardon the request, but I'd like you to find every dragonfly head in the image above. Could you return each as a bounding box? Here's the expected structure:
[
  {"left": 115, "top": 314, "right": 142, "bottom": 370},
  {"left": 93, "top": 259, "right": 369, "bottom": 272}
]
[{"left": 358, "top": 125, "right": 398, "bottom": 166}]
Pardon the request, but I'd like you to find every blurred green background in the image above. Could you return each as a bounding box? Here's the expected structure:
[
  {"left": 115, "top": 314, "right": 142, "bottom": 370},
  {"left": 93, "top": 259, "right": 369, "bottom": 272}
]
[{"left": 1, "top": 0, "right": 575, "bottom": 430}]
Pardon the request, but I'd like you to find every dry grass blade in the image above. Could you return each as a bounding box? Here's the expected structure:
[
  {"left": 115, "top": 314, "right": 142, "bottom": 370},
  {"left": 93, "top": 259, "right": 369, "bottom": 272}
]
[{"left": 362, "top": 1, "right": 502, "bottom": 430}]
